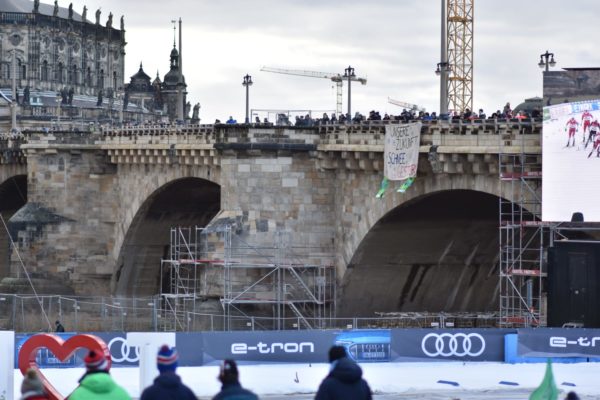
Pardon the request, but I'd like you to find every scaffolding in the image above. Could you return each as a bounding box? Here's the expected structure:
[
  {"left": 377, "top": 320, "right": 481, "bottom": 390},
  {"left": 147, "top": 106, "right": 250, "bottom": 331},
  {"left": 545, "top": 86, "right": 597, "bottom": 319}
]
[
  {"left": 499, "top": 133, "right": 548, "bottom": 327},
  {"left": 160, "top": 227, "right": 336, "bottom": 331}
]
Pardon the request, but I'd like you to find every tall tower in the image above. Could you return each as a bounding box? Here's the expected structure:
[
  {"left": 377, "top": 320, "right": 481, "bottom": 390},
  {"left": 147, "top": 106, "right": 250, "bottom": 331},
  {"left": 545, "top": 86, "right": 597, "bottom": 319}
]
[
  {"left": 177, "top": 18, "right": 184, "bottom": 121},
  {"left": 446, "top": 0, "right": 474, "bottom": 113},
  {"left": 162, "top": 19, "right": 187, "bottom": 122}
]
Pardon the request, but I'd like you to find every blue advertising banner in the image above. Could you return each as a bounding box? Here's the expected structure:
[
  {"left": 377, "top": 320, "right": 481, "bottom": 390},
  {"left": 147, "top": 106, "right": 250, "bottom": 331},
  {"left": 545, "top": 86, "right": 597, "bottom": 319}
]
[
  {"left": 333, "top": 330, "right": 391, "bottom": 363},
  {"left": 201, "top": 330, "right": 336, "bottom": 364},
  {"left": 518, "top": 328, "right": 600, "bottom": 358},
  {"left": 390, "top": 329, "right": 511, "bottom": 362},
  {"left": 15, "top": 328, "right": 521, "bottom": 367},
  {"left": 175, "top": 332, "right": 205, "bottom": 366}
]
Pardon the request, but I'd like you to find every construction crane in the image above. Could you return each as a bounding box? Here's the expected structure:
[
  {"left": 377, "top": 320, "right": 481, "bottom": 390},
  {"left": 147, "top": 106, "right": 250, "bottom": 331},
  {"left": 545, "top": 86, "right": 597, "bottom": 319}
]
[
  {"left": 387, "top": 97, "right": 426, "bottom": 113},
  {"left": 439, "top": 0, "right": 474, "bottom": 114},
  {"left": 260, "top": 66, "right": 367, "bottom": 116}
]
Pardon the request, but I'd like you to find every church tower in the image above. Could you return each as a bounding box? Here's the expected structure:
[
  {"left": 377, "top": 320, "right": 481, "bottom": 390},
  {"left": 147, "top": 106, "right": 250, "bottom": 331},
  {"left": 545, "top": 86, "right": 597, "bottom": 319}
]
[{"left": 161, "top": 19, "right": 187, "bottom": 122}]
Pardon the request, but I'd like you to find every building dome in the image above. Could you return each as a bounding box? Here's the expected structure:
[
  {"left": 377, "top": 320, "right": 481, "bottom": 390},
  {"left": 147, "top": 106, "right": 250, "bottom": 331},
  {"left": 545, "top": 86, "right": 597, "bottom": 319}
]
[
  {"left": 513, "top": 97, "right": 543, "bottom": 114},
  {"left": 128, "top": 63, "right": 152, "bottom": 92},
  {"left": 163, "top": 68, "right": 184, "bottom": 86},
  {"left": 163, "top": 45, "right": 185, "bottom": 87}
]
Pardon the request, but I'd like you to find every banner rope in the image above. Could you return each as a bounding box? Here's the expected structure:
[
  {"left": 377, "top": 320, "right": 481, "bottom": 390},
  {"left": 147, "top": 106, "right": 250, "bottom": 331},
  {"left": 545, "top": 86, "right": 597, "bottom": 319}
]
[{"left": 0, "top": 213, "right": 52, "bottom": 331}]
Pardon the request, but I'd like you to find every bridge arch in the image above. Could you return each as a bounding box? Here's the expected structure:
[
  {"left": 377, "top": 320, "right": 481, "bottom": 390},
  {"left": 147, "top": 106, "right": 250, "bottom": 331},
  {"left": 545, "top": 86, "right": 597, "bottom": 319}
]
[
  {"left": 0, "top": 172, "right": 27, "bottom": 279},
  {"left": 336, "top": 171, "right": 520, "bottom": 317},
  {"left": 112, "top": 165, "right": 220, "bottom": 296}
]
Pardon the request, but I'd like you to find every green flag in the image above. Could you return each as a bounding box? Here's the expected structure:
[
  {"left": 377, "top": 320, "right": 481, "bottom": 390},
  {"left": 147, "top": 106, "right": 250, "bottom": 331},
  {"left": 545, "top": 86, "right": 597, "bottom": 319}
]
[
  {"left": 396, "top": 177, "right": 415, "bottom": 193},
  {"left": 529, "top": 359, "right": 559, "bottom": 400},
  {"left": 375, "top": 177, "right": 389, "bottom": 198}
]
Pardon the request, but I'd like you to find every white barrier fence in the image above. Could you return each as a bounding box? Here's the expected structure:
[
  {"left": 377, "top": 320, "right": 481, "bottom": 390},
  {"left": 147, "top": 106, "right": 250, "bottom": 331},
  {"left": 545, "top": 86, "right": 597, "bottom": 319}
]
[{"left": 0, "top": 331, "right": 14, "bottom": 400}]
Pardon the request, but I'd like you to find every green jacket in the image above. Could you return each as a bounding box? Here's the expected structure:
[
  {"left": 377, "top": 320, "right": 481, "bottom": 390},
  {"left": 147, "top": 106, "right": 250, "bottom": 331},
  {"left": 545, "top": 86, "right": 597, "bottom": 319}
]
[{"left": 68, "top": 372, "right": 131, "bottom": 400}]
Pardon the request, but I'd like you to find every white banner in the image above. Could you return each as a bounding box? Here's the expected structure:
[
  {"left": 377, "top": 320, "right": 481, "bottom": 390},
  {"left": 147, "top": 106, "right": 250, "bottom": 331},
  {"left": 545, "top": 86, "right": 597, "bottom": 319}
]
[
  {"left": 127, "top": 332, "right": 176, "bottom": 395},
  {"left": 0, "top": 331, "right": 14, "bottom": 400},
  {"left": 384, "top": 123, "right": 422, "bottom": 180}
]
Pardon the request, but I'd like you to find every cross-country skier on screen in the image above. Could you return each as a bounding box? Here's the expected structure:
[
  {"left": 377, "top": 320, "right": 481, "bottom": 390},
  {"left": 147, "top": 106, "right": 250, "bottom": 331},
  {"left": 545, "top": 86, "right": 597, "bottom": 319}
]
[
  {"left": 585, "top": 119, "right": 600, "bottom": 149},
  {"left": 566, "top": 117, "right": 579, "bottom": 147},
  {"left": 588, "top": 124, "right": 600, "bottom": 158},
  {"left": 581, "top": 110, "right": 594, "bottom": 143}
]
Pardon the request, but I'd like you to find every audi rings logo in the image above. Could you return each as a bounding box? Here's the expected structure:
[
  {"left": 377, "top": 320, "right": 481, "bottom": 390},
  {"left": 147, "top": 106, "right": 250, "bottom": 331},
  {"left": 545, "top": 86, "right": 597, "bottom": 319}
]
[
  {"left": 421, "top": 333, "right": 486, "bottom": 357},
  {"left": 108, "top": 337, "right": 140, "bottom": 363}
]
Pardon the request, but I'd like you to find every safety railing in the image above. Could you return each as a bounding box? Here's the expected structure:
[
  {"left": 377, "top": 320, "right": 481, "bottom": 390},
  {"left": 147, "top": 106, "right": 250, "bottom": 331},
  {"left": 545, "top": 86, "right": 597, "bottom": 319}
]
[{"left": 0, "top": 293, "right": 500, "bottom": 332}]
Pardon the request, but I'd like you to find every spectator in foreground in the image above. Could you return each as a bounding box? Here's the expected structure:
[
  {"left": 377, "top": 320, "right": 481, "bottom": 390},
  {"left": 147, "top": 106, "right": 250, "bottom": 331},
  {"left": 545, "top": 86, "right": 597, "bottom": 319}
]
[
  {"left": 20, "top": 368, "right": 48, "bottom": 400},
  {"left": 68, "top": 350, "right": 131, "bottom": 400},
  {"left": 140, "top": 345, "right": 196, "bottom": 400},
  {"left": 55, "top": 320, "right": 65, "bottom": 332},
  {"left": 213, "top": 359, "right": 258, "bottom": 400},
  {"left": 315, "top": 345, "right": 372, "bottom": 400},
  {"left": 565, "top": 392, "right": 580, "bottom": 400}
]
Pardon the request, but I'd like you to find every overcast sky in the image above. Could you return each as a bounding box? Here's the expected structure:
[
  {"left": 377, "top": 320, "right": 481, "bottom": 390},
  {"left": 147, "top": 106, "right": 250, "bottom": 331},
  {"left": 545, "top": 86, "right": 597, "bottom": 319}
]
[{"left": 60, "top": 0, "right": 598, "bottom": 122}]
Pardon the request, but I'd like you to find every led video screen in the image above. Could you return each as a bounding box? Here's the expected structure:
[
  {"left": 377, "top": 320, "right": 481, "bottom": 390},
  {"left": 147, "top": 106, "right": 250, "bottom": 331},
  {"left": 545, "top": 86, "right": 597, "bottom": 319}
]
[{"left": 542, "top": 69, "right": 600, "bottom": 221}]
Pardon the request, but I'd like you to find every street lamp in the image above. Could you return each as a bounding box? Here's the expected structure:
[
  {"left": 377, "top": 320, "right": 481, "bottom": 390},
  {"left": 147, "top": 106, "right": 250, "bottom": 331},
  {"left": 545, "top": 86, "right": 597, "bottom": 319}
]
[
  {"left": 242, "top": 74, "right": 253, "bottom": 124},
  {"left": 538, "top": 50, "right": 556, "bottom": 72},
  {"left": 343, "top": 66, "right": 356, "bottom": 118},
  {"left": 10, "top": 49, "right": 17, "bottom": 131},
  {"left": 117, "top": 89, "right": 124, "bottom": 126},
  {"left": 435, "top": 62, "right": 450, "bottom": 117},
  {"left": 438, "top": 0, "right": 449, "bottom": 118},
  {"left": 55, "top": 93, "right": 61, "bottom": 127}
]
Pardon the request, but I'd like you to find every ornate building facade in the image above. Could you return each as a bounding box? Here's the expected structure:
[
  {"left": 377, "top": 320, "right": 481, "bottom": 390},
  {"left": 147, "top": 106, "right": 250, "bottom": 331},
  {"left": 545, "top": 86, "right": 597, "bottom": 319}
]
[
  {"left": 0, "top": 0, "right": 192, "bottom": 126},
  {"left": 0, "top": 0, "right": 125, "bottom": 97}
]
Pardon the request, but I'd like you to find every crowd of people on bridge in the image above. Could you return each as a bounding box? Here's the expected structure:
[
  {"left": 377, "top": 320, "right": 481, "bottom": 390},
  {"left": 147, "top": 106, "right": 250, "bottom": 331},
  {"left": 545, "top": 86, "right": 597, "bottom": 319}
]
[
  {"left": 18, "top": 345, "right": 375, "bottom": 400},
  {"left": 216, "top": 101, "right": 542, "bottom": 128},
  {"left": 2, "top": 100, "right": 543, "bottom": 137}
]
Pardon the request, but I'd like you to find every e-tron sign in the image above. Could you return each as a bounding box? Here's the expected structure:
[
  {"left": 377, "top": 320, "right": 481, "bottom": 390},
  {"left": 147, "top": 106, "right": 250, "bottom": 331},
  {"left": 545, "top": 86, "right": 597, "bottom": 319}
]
[
  {"left": 519, "top": 328, "right": 600, "bottom": 357},
  {"left": 231, "top": 341, "right": 315, "bottom": 355},
  {"left": 202, "top": 331, "right": 334, "bottom": 363}
]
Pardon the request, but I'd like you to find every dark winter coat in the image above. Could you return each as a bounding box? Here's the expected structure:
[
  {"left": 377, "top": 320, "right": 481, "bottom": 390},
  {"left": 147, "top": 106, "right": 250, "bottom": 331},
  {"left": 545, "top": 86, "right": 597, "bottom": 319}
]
[
  {"left": 314, "top": 357, "right": 372, "bottom": 400},
  {"left": 140, "top": 372, "right": 196, "bottom": 400},
  {"left": 212, "top": 382, "right": 258, "bottom": 400}
]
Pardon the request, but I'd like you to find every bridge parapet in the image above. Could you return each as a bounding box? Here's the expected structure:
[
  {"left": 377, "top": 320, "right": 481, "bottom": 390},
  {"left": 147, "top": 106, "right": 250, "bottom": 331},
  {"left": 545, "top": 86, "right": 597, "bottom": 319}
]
[
  {"left": 0, "top": 135, "right": 26, "bottom": 165},
  {"left": 17, "top": 120, "right": 542, "bottom": 174},
  {"left": 97, "top": 119, "right": 541, "bottom": 150}
]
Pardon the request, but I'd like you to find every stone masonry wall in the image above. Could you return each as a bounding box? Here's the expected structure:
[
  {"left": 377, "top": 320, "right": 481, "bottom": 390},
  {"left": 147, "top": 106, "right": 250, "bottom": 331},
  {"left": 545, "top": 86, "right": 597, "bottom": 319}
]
[
  {"left": 10, "top": 145, "right": 118, "bottom": 294},
  {"left": 216, "top": 152, "right": 336, "bottom": 262}
]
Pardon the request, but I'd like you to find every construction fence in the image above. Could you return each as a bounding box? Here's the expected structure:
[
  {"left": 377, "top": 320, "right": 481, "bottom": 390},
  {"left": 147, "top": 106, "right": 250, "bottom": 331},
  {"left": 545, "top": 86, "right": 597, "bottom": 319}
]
[{"left": 0, "top": 293, "right": 500, "bottom": 332}]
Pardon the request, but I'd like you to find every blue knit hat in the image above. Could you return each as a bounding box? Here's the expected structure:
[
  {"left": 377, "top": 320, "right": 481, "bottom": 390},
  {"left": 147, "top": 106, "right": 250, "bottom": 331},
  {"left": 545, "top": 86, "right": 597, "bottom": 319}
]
[{"left": 157, "top": 345, "right": 178, "bottom": 373}]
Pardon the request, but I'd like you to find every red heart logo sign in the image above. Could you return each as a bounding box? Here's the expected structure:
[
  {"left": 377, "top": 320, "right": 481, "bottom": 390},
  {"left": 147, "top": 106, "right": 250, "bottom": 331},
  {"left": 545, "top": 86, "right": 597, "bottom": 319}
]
[{"left": 18, "top": 333, "right": 112, "bottom": 400}]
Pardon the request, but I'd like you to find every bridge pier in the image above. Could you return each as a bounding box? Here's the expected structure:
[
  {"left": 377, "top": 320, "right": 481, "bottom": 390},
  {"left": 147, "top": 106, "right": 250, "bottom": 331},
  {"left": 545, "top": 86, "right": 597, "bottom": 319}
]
[{"left": 4, "top": 135, "right": 118, "bottom": 294}]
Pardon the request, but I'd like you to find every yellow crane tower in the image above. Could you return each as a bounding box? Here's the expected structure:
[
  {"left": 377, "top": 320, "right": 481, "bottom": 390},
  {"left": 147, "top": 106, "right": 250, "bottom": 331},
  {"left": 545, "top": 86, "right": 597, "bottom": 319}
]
[
  {"left": 438, "top": 0, "right": 474, "bottom": 115},
  {"left": 260, "top": 66, "right": 367, "bottom": 116}
]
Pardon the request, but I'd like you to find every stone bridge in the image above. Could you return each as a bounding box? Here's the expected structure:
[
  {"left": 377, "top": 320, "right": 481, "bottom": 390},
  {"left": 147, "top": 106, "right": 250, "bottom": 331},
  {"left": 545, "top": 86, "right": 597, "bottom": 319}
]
[{"left": 0, "top": 120, "right": 541, "bottom": 317}]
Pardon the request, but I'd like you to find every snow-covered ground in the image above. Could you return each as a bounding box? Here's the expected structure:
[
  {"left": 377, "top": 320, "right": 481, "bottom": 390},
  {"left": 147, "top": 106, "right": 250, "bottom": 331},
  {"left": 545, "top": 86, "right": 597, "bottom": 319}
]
[
  {"left": 542, "top": 107, "right": 600, "bottom": 221},
  {"left": 14, "top": 361, "right": 600, "bottom": 399}
]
